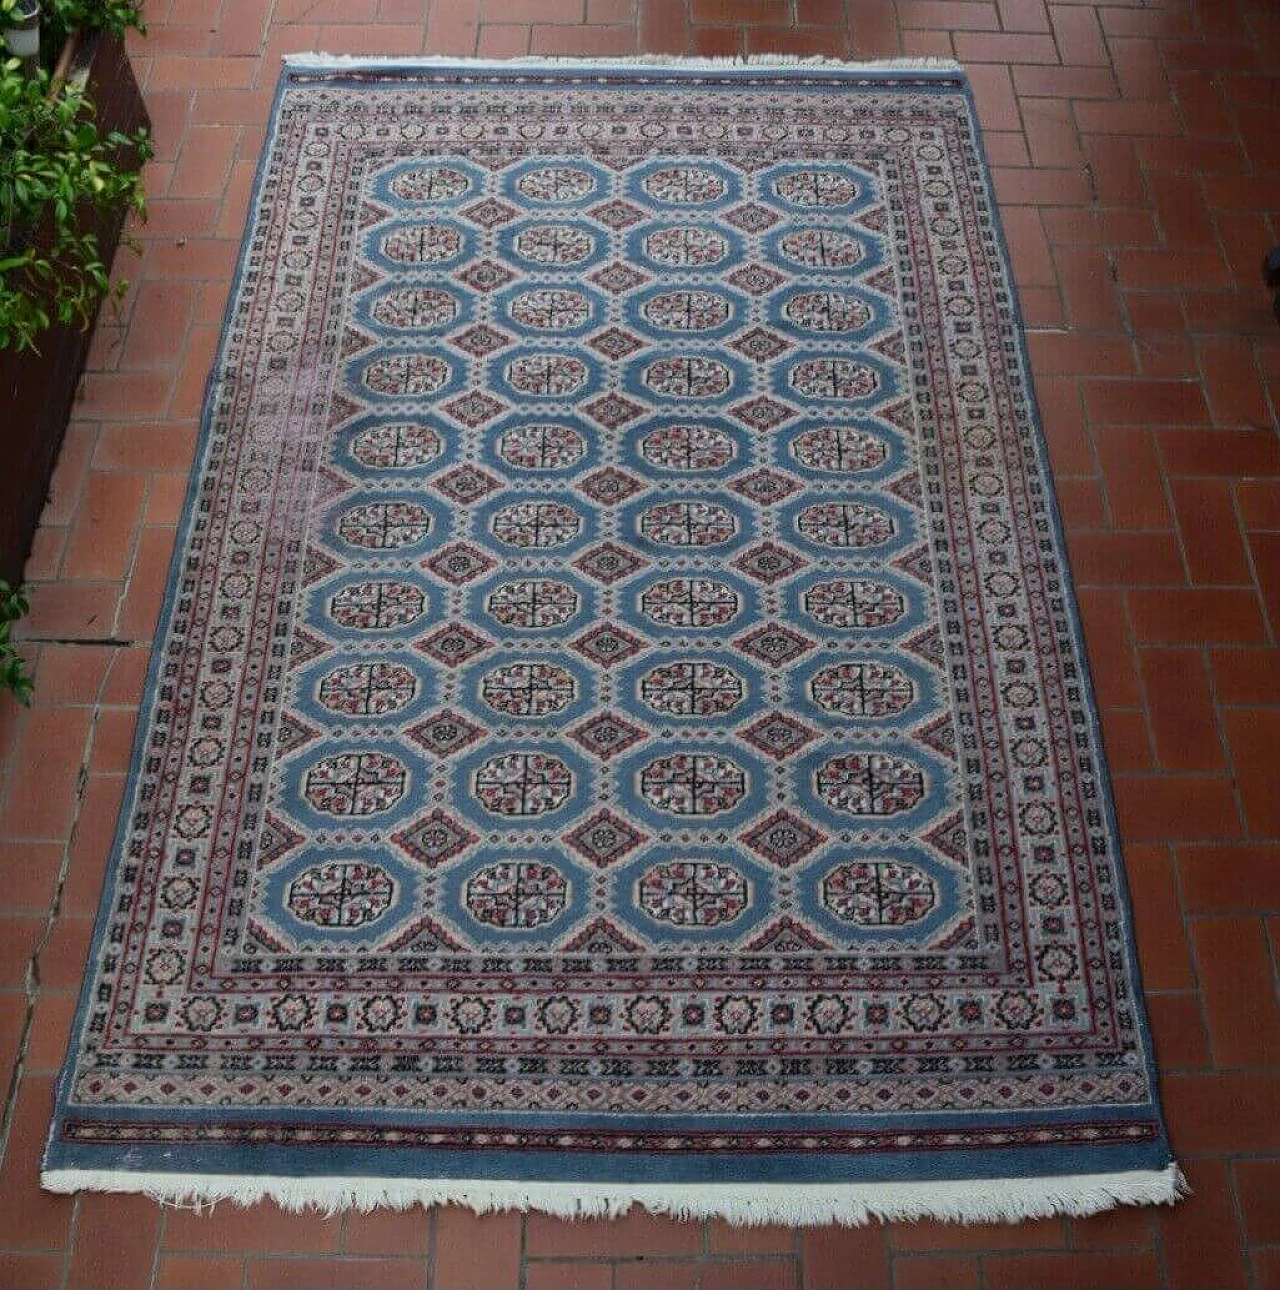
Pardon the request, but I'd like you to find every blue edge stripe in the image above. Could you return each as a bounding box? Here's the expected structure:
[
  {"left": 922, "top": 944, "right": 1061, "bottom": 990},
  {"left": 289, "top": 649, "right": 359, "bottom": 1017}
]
[{"left": 45, "top": 59, "right": 1174, "bottom": 1185}]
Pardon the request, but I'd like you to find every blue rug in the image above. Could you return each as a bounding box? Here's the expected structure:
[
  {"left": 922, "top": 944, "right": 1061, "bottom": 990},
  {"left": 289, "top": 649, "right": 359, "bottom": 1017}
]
[{"left": 44, "top": 56, "right": 1180, "bottom": 1224}]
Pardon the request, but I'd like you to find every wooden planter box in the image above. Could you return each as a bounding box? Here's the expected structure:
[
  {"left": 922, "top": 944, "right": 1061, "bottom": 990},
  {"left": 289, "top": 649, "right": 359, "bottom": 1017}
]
[{"left": 0, "top": 29, "right": 149, "bottom": 585}]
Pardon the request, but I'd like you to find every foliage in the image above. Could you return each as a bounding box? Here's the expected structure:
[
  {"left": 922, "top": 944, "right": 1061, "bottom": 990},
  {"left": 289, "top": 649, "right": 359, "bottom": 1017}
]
[
  {"left": 0, "top": 52, "right": 151, "bottom": 352},
  {"left": 0, "top": 582, "right": 32, "bottom": 705}
]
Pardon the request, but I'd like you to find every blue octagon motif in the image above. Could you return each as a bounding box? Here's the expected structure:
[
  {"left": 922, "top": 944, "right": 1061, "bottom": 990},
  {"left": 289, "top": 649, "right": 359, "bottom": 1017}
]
[
  {"left": 363, "top": 217, "right": 476, "bottom": 274},
  {"left": 781, "top": 570, "right": 927, "bottom": 642},
  {"left": 618, "top": 490, "right": 757, "bottom": 559},
  {"left": 352, "top": 281, "right": 475, "bottom": 340},
  {"left": 770, "top": 349, "right": 900, "bottom": 410},
  {"left": 457, "top": 649, "right": 597, "bottom": 727},
  {"left": 794, "top": 841, "right": 966, "bottom": 948},
  {"left": 624, "top": 158, "right": 743, "bottom": 210},
  {"left": 479, "top": 412, "right": 602, "bottom": 479},
  {"left": 775, "top": 490, "right": 918, "bottom": 561},
  {"left": 466, "top": 571, "right": 600, "bottom": 641},
  {"left": 770, "top": 415, "right": 906, "bottom": 485},
  {"left": 625, "top": 568, "right": 763, "bottom": 640},
  {"left": 494, "top": 280, "right": 608, "bottom": 340},
  {"left": 765, "top": 284, "right": 891, "bottom": 347},
  {"left": 370, "top": 158, "right": 487, "bottom": 209},
  {"left": 333, "top": 412, "right": 461, "bottom": 480},
  {"left": 346, "top": 346, "right": 468, "bottom": 405},
  {"left": 621, "top": 348, "right": 752, "bottom": 408},
  {"left": 293, "top": 649, "right": 439, "bottom": 727},
  {"left": 789, "top": 739, "right": 952, "bottom": 835},
  {"left": 469, "top": 490, "right": 599, "bottom": 559},
  {"left": 304, "top": 570, "right": 437, "bottom": 644},
  {"left": 757, "top": 161, "right": 877, "bottom": 215},
  {"left": 762, "top": 223, "right": 885, "bottom": 279},
  {"left": 785, "top": 650, "right": 940, "bottom": 731},
  {"left": 623, "top": 283, "right": 751, "bottom": 343},
  {"left": 609, "top": 843, "right": 775, "bottom": 948},
  {"left": 616, "top": 649, "right": 767, "bottom": 728},
  {"left": 623, "top": 220, "right": 746, "bottom": 277},
  {"left": 276, "top": 736, "right": 430, "bottom": 832},
  {"left": 449, "top": 739, "right": 596, "bottom": 833},
  {"left": 621, "top": 414, "right": 755, "bottom": 482},
  {"left": 611, "top": 739, "right": 771, "bottom": 833},
  {"left": 499, "top": 157, "right": 612, "bottom": 209},
  {"left": 436, "top": 844, "right": 591, "bottom": 949},
  {"left": 259, "top": 844, "right": 425, "bottom": 950},
  {"left": 487, "top": 346, "right": 604, "bottom": 405},
  {"left": 323, "top": 490, "right": 453, "bottom": 559},
  {"left": 495, "top": 219, "right": 609, "bottom": 273}
]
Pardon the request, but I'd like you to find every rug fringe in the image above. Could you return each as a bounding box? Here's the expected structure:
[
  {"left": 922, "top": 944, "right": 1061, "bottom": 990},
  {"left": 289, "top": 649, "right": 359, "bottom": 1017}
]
[
  {"left": 280, "top": 52, "right": 964, "bottom": 74},
  {"left": 42, "top": 1164, "right": 1186, "bottom": 1225}
]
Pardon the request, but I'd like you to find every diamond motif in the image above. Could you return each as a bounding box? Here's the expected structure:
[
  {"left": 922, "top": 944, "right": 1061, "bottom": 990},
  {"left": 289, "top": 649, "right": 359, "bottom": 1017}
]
[
  {"left": 442, "top": 392, "right": 506, "bottom": 427},
  {"left": 731, "top": 396, "right": 795, "bottom": 431},
  {"left": 589, "top": 199, "right": 645, "bottom": 229},
  {"left": 734, "top": 623, "right": 817, "bottom": 666},
  {"left": 729, "top": 468, "right": 800, "bottom": 506},
  {"left": 459, "top": 197, "right": 518, "bottom": 228},
  {"left": 407, "top": 708, "right": 485, "bottom": 757},
  {"left": 572, "top": 541, "right": 649, "bottom": 586},
  {"left": 450, "top": 323, "right": 512, "bottom": 357},
  {"left": 732, "top": 541, "right": 807, "bottom": 585},
  {"left": 726, "top": 264, "right": 786, "bottom": 295},
  {"left": 457, "top": 258, "right": 516, "bottom": 292},
  {"left": 302, "top": 545, "right": 341, "bottom": 586},
  {"left": 588, "top": 326, "right": 644, "bottom": 360},
  {"left": 424, "top": 541, "right": 497, "bottom": 586},
  {"left": 729, "top": 327, "right": 791, "bottom": 362},
  {"left": 914, "top": 712, "right": 957, "bottom": 761},
  {"left": 583, "top": 394, "right": 646, "bottom": 429},
  {"left": 257, "top": 812, "right": 306, "bottom": 867},
  {"left": 391, "top": 809, "right": 478, "bottom": 867},
  {"left": 740, "top": 810, "right": 828, "bottom": 868},
  {"left": 563, "top": 809, "right": 648, "bottom": 868},
  {"left": 572, "top": 622, "right": 645, "bottom": 667},
  {"left": 577, "top": 467, "right": 644, "bottom": 505},
  {"left": 738, "top": 713, "right": 819, "bottom": 761},
  {"left": 274, "top": 713, "right": 322, "bottom": 757},
  {"left": 589, "top": 262, "right": 649, "bottom": 295},
  {"left": 903, "top": 623, "right": 945, "bottom": 669},
  {"left": 569, "top": 710, "right": 648, "bottom": 760},
  {"left": 433, "top": 465, "right": 501, "bottom": 504},
  {"left": 724, "top": 202, "right": 780, "bottom": 232},
  {"left": 417, "top": 623, "right": 493, "bottom": 667}
]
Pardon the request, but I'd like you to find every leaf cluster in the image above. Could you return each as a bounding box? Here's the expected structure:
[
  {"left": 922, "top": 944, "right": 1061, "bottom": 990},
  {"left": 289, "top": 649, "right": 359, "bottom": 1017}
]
[
  {"left": 0, "top": 582, "right": 32, "bottom": 705},
  {"left": 0, "top": 52, "right": 151, "bottom": 351}
]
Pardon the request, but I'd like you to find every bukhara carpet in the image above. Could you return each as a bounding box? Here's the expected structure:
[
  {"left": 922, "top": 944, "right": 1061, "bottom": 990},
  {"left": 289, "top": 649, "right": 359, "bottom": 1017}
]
[{"left": 44, "top": 56, "right": 1183, "bottom": 1225}]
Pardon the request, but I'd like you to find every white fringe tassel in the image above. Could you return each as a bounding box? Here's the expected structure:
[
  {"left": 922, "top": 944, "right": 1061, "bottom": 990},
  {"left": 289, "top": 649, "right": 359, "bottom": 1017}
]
[
  {"left": 280, "top": 52, "right": 963, "bottom": 73},
  {"left": 42, "top": 1164, "right": 1186, "bottom": 1225}
]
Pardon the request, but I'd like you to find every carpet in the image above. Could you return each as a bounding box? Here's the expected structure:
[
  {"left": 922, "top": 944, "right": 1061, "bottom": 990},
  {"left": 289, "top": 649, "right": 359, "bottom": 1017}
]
[{"left": 44, "top": 55, "right": 1181, "bottom": 1225}]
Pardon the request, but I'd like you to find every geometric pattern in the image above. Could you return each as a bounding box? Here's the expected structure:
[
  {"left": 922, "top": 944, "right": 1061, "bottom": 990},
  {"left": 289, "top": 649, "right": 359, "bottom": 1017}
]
[{"left": 47, "top": 62, "right": 1171, "bottom": 1198}]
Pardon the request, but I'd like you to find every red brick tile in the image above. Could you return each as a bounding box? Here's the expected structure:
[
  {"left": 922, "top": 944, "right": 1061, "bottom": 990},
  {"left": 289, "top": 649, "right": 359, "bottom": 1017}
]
[
  {"left": 1177, "top": 842, "right": 1280, "bottom": 912},
  {"left": 1169, "top": 478, "right": 1250, "bottom": 585},
  {"left": 952, "top": 31, "right": 1058, "bottom": 62},
  {"left": 708, "top": 1221, "right": 792, "bottom": 1255},
  {"left": 246, "top": 1258, "right": 425, "bottom": 1290},
  {"left": 118, "top": 526, "right": 178, "bottom": 643},
  {"left": 1122, "top": 842, "right": 1195, "bottom": 988},
  {"left": 1162, "top": 1073, "right": 1280, "bottom": 1153},
  {"left": 0, "top": 708, "right": 92, "bottom": 841},
  {"left": 1092, "top": 428, "right": 1171, "bottom": 529},
  {"left": 889, "top": 1218, "right": 1063, "bottom": 1252},
  {"left": 168, "top": 124, "right": 238, "bottom": 197},
  {"left": 1076, "top": 588, "right": 1141, "bottom": 706},
  {"left": 1159, "top": 427, "right": 1280, "bottom": 478},
  {"left": 993, "top": 167, "right": 1093, "bottom": 206},
  {"left": 612, "top": 1262, "right": 701, "bottom": 1290},
  {"left": 1053, "top": 247, "right": 1123, "bottom": 329},
  {"left": 61, "top": 472, "right": 146, "bottom": 581},
  {"left": 164, "top": 1205, "right": 342, "bottom": 1254},
  {"left": 899, "top": 1, "right": 998, "bottom": 30},
  {"left": 1144, "top": 992, "right": 1210, "bottom": 1070},
  {"left": 891, "top": 1255, "right": 979, "bottom": 1290},
  {"left": 1139, "top": 648, "right": 1222, "bottom": 771},
  {"left": 1075, "top": 100, "right": 1181, "bottom": 135},
  {"left": 983, "top": 1251, "right": 1161, "bottom": 1289},
  {"left": 525, "top": 1211, "right": 699, "bottom": 1260},
  {"left": 1048, "top": 2, "right": 1106, "bottom": 64},
  {"left": 0, "top": 841, "right": 62, "bottom": 912},
  {"left": 1223, "top": 707, "right": 1280, "bottom": 837},
  {"left": 433, "top": 1209, "right": 523, "bottom": 1289},
  {"left": 1068, "top": 1203, "right": 1155, "bottom": 1250},
  {"left": 68, "top": 1192, "right": 161, "bottom": 1290},
  {"left": 1099, "top": 707, "right": 1154, "bottom": 772},
  {"left": 531, "top": 23, "right": 637, "bottom": 55},
  {"left": 1112, "top": 774, "right": 1241, "bottom": 842},
  {"left": 1248, "top": 531, "right": 1280, "bottom": 639},
  {"left": 965, "top": 64, "right": 1021, "bottom": 131},
  {"left": 342, "top": 1208, "right": 430, "bottom": 1256},
  {"left": 1028, "top": 332, "right": 1134, "bottom": 377},
  {"left": 20, "top": 581, "right": 122, "bottom": 643},
  {"left": 24, "top": 989, "right": 78, "bottom": 1073},
  {"left": 801, "top": 1224, "right": 888, "bottom": 1289},
  {"left": 1159, "top": 1158, "right": 1249, "bottom": 1290},
  {"left": 0, "top": 1254, "right": 63, "bottom": 1289},
  {"left": 1115, "top": 248, "right": 1233, "bottom": 291},
  {"left": 29, "top": 643, "right": 112, "bottom": 707},
  {"left": 525, "top": 1262, "right": 612, "bottom": 1290},
  {"left": 1053, "top": 476, "right": 1107, "bottom": 530},
  {"left": 1080, "top": 135, "right": 1146, "bottom": 204},
  {"left": 998, "top": 0, "right": 1047, "bottom": 31},
  {"left": 1083, "top": 379, "right": 1209, "bottom": 426},
  {"left": 1146, "top": 173, "right": 1215, "bottom": 247},
  {"left": 701, "top": 1263, "right": 797, "bottom": 1290},
  {"left": 1127, "top": 588, "right": 1266, "bottom": 644},
  {"left": 1235, "top": 1159, "right": 1280, "bottom": 1243},
  {"left": 1192, "top": 915, "right": 1280, "bottom": 1066},
  {"left": 1068, "top": 531, "right": 1183, "bottom": 585},
  {"left": 1108, "top": 36, "right": 1167, "bottom": 101},
  {"left": 156, "top": 1255, "right": 247, "bottom": 1290}
]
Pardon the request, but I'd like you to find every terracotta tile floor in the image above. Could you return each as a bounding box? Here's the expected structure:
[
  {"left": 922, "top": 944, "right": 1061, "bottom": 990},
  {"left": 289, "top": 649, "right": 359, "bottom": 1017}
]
[{"left": 2, "top": 0, "right": 1279, "bottom": 1286}]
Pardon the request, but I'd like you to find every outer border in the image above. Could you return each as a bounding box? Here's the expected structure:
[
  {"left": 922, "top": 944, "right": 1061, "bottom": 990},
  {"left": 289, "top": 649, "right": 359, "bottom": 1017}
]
[{"left": 43, "top": 55, "right": 1181, "bottom": 1222}]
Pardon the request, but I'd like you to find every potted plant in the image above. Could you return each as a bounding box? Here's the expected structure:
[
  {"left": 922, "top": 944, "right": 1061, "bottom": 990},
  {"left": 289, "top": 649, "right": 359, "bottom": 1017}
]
[{"left": 0, "top": 0, "right": 150, "bottom": 599}]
